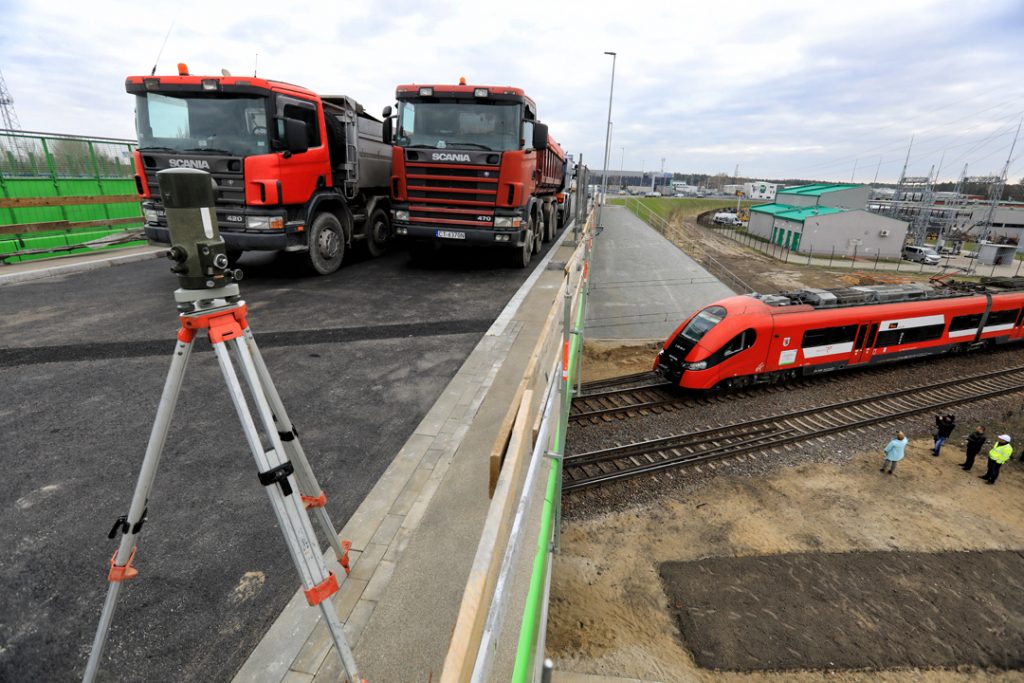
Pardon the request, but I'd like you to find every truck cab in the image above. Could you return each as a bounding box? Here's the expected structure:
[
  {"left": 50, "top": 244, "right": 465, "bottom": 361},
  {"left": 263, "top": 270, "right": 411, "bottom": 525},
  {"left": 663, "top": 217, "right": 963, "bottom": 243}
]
[
  {"left": 126, "top": 66, "right": 391, "bottom": 274},
  {"left": 387, "top": 80, "right": 565, "bottom": 268}
]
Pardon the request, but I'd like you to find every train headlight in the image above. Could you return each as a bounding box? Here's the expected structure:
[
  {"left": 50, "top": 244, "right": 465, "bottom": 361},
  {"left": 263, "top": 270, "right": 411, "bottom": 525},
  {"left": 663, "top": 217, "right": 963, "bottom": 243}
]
[{"left": 685, "top": 361, "right": 707, "bottom": 371}]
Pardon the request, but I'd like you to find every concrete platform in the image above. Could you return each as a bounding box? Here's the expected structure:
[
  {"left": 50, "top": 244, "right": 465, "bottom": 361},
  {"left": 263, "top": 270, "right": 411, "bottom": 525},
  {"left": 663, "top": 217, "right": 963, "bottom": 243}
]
[{"left": 586, "top": 205, "right": 734, "bottom": 340}]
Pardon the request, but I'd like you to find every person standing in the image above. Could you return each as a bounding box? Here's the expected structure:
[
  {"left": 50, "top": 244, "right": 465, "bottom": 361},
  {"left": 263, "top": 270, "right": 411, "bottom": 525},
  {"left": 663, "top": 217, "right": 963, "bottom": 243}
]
[
  {"left": 932, "top": 414, "right": 956, "bottom": 457},
  {"left": 961, "top": 426, "right": 986, "bottom": 471},
  {"left": 981, "top": 434, "right": 1013, "bottom": 485},
  {"left": 881, "top": 431, "right": 908, "bottom": 475}
]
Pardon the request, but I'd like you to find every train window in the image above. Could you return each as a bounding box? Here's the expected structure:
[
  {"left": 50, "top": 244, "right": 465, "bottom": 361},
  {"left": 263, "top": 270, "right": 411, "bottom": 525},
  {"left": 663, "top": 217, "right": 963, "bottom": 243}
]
[
  {"left": 854, "top": 325, "right": 867, "bottom": 350},
  {"left": 1016, "top": 308, "right": 1024, "bottom": 327},
  {"left": 986, "top": 309, "right": 1019, "bottom": 327},
  {"left": 680, "top": 306, "right": 726, "bottom": 343},
  {"left": 801, "top": 325, "right": 857, "bottom": 349},
  {"left": 875, "top": 323, "right": 945, "bottom": 347},
  {"left": 950, "top": 313, "right": 983, "bottom": 331},
  {"left": 704, "top": 328, "right": 757, "bottom": 368}
]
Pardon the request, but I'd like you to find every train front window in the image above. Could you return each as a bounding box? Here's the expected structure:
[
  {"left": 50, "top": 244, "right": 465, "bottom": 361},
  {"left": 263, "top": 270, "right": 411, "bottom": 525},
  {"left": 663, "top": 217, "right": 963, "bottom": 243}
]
[{"left": 681, "top": 306, "right": 726, "bottom": 343}]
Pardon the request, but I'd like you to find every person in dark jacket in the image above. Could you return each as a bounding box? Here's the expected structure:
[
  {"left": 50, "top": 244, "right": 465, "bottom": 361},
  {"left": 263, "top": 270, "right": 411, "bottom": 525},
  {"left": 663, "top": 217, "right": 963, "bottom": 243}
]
[
  {"left": 932, "top": 414, "right": 956, "bottom": 457},
  {"left": 961, "top": 426, "right": 986, "bottom": 471}
]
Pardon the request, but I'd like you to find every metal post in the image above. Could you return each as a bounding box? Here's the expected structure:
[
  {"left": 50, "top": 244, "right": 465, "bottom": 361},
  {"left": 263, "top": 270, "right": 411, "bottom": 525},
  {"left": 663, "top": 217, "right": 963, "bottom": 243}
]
[
  {"left": 874, "top": 249, "right": 881, "bottom": 270},
  {"left": 1016, "top": 258, "right": 1022, "bottom": 278},
  {"left": 991, "top": 260, "right": 997, "bottom": 277},
  {"left": 576, "top": 238, "right": 591, "bottom": 398},
  {"left": 541, "top": 659, "right": 555, "bottom": 683},
  {"left": 596, "top": 51, "right": 617, "bottom": 230},
  {"left": 829, "top": 246, "right": 835, "bottom": 266},
  {"left": 852, "top": 245, "right": 858, "bottom": 268}
]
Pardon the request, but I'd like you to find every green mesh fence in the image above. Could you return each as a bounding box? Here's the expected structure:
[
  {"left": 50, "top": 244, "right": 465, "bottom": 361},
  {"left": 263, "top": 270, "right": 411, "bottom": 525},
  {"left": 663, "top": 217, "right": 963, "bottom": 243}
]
[{"left": 0, "top": 129, "right": 146, "bottom": 263}]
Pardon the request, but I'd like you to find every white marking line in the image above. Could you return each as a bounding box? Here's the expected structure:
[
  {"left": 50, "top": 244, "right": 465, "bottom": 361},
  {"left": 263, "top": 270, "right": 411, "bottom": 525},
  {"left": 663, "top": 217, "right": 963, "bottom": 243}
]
[
  {"left": 487, "top": 220, "right": 574, "bottom": 337},
  {"left": 879, "top": 314, "right": 945, "bottom": 330}
]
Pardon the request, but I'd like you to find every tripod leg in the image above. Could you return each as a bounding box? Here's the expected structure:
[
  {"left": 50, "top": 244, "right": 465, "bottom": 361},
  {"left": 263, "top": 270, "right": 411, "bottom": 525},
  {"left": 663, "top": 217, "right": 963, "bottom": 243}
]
[
  {"left": 212, "top": 338, "right": 361, "bottom": 682},
  {"left": 241, "top": 327, "right": 351, "bottom": 565},
  {"left": 83, "top": 336, "right": 195, "bottom": 683}
]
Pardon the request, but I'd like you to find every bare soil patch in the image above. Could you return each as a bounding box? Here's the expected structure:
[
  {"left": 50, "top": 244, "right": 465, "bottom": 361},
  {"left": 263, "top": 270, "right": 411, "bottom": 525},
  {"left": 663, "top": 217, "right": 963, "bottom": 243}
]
[
  {"left": 662, "top": 550, "right": 1024, "bottom": 671},
  {"left": 581, "top": 339, "right": 662, "bottom": 382}
]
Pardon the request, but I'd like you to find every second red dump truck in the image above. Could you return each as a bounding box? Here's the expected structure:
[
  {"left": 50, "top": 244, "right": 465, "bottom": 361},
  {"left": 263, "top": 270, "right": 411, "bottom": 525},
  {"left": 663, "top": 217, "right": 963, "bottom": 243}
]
[{"left": 385, "top": 79, "right": 568, "bottom": 267}]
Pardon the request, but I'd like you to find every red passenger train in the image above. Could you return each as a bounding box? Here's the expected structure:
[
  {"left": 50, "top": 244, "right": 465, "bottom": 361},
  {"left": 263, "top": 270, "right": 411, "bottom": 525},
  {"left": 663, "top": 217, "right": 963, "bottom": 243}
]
[{"left": 654, "top": 282, "right": 1024, "bottom": 391}]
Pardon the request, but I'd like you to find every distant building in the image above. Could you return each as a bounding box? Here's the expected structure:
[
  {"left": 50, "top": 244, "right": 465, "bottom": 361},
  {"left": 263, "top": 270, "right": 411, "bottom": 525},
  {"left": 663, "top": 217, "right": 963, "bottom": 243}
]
[
  {"left": 775, "top": 183, "right": 871, "bottom": 210},
  {"left": 744, "top": 181, "right": 779, "bottom": 200},
  {"left": 748, "top": 203, "right": 908, "bottom": 258},
  {"left": 722, "top": 184, "right": 744, "bottom": 196},
  {"left": 955, "top": 203, "right": 1024, "bottom": 241}
]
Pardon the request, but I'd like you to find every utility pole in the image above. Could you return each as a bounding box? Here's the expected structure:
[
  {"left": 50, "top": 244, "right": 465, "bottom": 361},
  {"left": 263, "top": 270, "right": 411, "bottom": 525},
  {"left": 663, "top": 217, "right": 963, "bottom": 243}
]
[
  {"left": 0, "top": 67, "right": 22, "bottom": 132},
  {"left": 976, "top": 117, "right": 1022, "bottom": 246},
  {"left": 851, "top": 158, "right": 858, "bottom": 183},
  {"left": 889, "top": 135, "right": 914, "bottom": 220},
  {"left": 618, "top": 146, "right": 624, "bottom": 191},
  {"left": 596, "top": 51, "right": 617, "bottom": 229}
]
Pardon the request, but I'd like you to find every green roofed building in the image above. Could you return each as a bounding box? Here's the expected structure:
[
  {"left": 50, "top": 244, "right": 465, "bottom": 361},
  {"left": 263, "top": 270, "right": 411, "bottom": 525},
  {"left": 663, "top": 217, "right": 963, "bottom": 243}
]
[
  {"left": 776, "top": 183, "right": 871, "bottom": 210},
  {"left": 748, "top": 202, "right": 908, "bottom": 258}
]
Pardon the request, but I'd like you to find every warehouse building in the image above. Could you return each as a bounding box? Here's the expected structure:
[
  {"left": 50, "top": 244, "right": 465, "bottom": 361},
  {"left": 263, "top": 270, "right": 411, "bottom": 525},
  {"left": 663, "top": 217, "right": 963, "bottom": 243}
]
[
  {"left": 748, "top": 203, "right": 908, "bottom": 258},
  {"left": 744, "top": 181, "right": 780, "bottom": 200},
  {"left": 776, "top": 183, "right": 871, "bottom": 210}
]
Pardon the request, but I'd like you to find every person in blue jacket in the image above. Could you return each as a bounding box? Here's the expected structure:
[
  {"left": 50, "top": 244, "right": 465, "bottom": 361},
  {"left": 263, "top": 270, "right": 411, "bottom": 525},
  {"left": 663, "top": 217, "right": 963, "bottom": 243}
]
[{"left": 881, "top": 431, "right": 908, "bottom": 475}]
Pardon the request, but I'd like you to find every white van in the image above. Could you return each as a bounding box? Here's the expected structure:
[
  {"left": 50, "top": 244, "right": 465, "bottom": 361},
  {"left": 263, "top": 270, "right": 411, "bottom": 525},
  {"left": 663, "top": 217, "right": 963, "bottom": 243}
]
[
  {"left": 901, "top": 244, "right": 941, "bottom": 265},
  {"left": 712, "top": 212, "right": 742, "bottom": 226}
]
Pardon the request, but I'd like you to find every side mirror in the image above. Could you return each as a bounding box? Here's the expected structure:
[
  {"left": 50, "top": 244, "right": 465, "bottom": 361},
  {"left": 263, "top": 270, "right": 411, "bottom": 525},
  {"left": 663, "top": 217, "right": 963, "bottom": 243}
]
[
  {"left": 532, "top": 122, "right": 548, "bottom": 151},
  {"left": 282, "top": 117, "right": 309, "bottom": 155},
  {"left": 382, "top": 117, "right": 393, "bottom": 144},
  {"left": 382, "top": 105, "right": 392, "bottom": 118}
]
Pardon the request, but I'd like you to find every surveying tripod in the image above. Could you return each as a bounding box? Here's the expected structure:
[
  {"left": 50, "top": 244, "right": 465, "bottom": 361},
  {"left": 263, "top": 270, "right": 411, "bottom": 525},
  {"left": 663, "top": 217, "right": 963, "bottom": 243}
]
[{"left": 82, "top": 168, "right": 363, "bottom": 682}]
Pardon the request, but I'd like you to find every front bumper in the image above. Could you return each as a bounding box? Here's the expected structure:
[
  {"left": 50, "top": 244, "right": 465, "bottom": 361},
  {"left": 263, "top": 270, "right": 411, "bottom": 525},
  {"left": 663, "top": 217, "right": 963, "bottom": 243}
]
[
  {"left": 144, "top": 225, "right": 296, "bottom": 251},
  {"left": 395, "top": 223, "right": 529, "bottom": 248}
]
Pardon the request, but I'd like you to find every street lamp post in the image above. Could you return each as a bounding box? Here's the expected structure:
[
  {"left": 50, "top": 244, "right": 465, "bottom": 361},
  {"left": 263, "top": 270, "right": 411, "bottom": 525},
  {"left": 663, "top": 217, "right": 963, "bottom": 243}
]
[
  {"left": 597, "top": 51, "right": 616, "bottom": 229},
  {"left": 618, "top": 146, "right": 624, "bottom": 191}
]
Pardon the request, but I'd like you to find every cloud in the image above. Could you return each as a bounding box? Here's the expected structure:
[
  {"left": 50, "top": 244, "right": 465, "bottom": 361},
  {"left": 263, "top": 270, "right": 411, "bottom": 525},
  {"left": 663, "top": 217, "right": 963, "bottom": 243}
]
[{"left": 1, "top": 0, "right": 1021, "bottom": 182}]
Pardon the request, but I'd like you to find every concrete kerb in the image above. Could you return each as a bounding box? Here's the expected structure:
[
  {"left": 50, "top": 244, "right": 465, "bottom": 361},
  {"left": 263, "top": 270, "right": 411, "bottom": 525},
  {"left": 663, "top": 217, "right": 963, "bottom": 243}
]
[
  {"left": 233, "top": 225, "right": 576, "bottom": 683},
  {"left": 0, "top": 246, "right": 164, "bottom": 286}
]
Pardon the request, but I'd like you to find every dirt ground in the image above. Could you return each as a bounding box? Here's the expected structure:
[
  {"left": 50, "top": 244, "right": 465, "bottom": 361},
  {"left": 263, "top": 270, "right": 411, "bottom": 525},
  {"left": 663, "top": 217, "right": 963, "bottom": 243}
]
[{"left": 548, "top": 438, "right": 1024, "bottom": 681}]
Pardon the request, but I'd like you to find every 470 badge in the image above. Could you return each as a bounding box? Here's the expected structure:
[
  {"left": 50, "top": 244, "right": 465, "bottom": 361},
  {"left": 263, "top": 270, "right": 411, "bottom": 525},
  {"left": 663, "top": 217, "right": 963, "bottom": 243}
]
[{"left": 436, "top": 229, "right": 466, "bottom": 240}]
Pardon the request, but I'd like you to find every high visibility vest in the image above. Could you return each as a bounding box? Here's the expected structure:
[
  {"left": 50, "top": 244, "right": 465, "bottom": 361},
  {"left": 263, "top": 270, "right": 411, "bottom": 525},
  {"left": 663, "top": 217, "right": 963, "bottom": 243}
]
[{"left": 989, "top": 443, "right": 1013, "bottom": 464}]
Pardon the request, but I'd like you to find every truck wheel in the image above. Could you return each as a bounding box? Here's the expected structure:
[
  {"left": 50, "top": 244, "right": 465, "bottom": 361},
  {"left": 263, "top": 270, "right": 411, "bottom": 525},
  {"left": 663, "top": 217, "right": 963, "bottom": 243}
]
[
  {"left": 306, "top": 212, "right": 345, "bottom": 275},
  {"left": 365, "top": 208, "right": 391, "bottom": 258},
  {"left": 542, "top": 203, "right": 556, "bottom": 243},
  {"left": 512, "top": 220, "right": 534, "bottom": 268}
]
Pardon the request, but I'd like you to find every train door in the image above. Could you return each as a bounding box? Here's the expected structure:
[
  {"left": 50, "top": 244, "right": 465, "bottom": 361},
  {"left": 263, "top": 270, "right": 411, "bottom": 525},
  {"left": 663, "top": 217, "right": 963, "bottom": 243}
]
[{"left": 849, "top": 322, "right": 878, "bottom": 364}]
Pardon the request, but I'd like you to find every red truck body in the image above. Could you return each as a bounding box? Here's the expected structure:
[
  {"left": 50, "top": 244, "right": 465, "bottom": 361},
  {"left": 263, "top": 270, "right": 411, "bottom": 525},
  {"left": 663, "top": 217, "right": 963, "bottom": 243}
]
[
  {"left": 125, "top": 66, "right": 391, "bottom": 274},
  {"left": 388, "top": 81, "right": 568, "bottom": 267}
]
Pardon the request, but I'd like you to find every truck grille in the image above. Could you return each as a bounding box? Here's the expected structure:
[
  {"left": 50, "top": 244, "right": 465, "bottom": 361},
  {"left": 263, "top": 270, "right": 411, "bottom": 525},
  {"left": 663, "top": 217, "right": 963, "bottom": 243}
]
[
  {"left": 141, "top": 154, "right": 246, "bottom": 207},
  {"left": 406, "top": 161, "right": 499, "bottom": 227}
]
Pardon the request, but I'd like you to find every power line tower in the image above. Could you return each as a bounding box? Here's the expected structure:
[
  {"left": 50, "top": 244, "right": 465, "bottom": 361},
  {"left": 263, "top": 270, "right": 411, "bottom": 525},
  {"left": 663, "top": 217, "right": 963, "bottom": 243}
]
[
  {"left": 975, "top": 117, "right": 1022, "bottom": 246},
  {"left": 0, "top": 67, "right": 21, "bottom": 131}
]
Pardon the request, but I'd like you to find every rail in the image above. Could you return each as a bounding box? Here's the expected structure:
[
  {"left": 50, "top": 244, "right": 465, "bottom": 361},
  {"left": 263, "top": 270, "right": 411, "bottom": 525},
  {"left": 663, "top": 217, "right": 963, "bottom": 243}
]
[{"left": 563, "top": 364, "right": 1024, "bottom": 490}]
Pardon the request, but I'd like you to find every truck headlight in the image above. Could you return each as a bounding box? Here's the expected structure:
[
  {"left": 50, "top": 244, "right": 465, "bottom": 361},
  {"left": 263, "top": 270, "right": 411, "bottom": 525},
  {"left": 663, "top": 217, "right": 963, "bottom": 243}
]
[
  {"left": 393, "top": 210, "right": 410, "bottom": 222},
  {"left": 494, "top": 216, "right": 522, "bottom": 228},
  {"left": 685, "top": 361, "right": 707, "bottom": 371},
  {"left": 246, "top": 216, "right": 284, "bottom": 230}
]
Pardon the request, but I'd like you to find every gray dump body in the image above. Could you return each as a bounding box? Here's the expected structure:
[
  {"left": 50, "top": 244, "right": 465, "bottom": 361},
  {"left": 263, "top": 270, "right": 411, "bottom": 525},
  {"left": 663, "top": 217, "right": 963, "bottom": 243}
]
[{"left": 322, "top": 95, "right": 391, "bottom": 193}]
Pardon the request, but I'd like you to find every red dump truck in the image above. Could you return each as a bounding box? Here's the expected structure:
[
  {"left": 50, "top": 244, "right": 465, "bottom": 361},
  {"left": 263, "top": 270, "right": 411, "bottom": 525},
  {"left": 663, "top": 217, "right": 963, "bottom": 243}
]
[
  {"left": 126, "top": 64, "right": 392, "bottom": 274},
  {"left": 385, "top": 80, "right": 568, "bottom": 267}
]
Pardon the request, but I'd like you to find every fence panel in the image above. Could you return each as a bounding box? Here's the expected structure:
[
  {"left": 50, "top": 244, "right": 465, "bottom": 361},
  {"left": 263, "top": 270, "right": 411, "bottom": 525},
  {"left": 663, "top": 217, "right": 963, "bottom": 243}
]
[{"left": 0, "top": 129, "right": 145, "bottom": 263}]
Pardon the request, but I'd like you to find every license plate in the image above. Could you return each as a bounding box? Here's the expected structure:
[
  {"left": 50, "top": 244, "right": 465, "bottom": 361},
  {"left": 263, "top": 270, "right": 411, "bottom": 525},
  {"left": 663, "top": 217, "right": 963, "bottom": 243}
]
[{"left": 436, "top": 229, "right": 466, "bottom": 240}]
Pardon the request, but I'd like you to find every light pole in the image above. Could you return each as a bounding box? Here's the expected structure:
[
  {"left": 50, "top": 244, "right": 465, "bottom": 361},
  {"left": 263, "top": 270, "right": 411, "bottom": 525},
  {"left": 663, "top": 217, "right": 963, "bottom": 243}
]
[
  {"left": 597, "top": 51, "right": 616, "bottom": 229},
  {"left": 618, "top": 146, "right": 624, "bottom": 191}
]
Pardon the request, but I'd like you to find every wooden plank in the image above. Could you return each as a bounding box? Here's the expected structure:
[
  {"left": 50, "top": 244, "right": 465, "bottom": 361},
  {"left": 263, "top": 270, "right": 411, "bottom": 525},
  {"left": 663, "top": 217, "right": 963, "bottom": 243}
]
[
  {"left": 0, "top": 216, "right": 143, "bottom": 236},
  {"left": 0, "top": 194, "right": 140, "bottom": 209},
  {"left": 442, "top": 390, "right": 534, "bottom": 683}
]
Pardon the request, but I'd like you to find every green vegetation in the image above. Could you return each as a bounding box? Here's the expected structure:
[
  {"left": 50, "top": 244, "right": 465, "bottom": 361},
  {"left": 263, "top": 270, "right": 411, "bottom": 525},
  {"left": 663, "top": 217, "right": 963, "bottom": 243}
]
[{"left": 610, "top": 196, "right": 764, "bottom": 221}]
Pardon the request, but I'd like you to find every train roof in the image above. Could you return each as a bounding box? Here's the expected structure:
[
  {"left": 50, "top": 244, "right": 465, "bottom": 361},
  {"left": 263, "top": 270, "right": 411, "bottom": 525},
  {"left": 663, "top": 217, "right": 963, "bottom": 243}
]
[{"left": 748, "top": 277, "right": 1024, "bottom": 311}]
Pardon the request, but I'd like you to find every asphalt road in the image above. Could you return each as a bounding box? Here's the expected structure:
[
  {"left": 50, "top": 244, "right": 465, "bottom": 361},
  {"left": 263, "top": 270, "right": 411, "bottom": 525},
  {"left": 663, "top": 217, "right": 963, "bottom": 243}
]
[{"left": 0, "top": 238, "right": 561, "bottom": 682}]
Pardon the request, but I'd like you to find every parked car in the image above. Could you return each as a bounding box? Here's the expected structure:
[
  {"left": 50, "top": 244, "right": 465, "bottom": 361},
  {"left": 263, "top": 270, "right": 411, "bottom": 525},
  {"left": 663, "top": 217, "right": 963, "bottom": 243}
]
[{"left": 902, "top": 244, "right": 941, "bottom": 265}]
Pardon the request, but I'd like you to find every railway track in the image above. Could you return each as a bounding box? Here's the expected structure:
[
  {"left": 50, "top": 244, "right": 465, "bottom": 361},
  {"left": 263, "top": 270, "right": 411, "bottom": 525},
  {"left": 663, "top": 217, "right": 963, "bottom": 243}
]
[{"left": 563, "top": 364, "right": 1024, "bottom": 491}]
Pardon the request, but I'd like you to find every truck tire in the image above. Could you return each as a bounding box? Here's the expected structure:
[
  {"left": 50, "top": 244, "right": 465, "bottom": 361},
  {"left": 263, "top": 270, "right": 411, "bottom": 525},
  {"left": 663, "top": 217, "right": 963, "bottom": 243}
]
[
  {"left": 542, "top": 203, "right": 556, "bottom": 243},
  {"left": 365, "top": 208, "right": 391, "bottom": 258},
  {"left": 512, "top": 219, "right": 534, "bottom": 268},
  {"left": 306, "top": 212, "right": 345, "bottom": 275}
]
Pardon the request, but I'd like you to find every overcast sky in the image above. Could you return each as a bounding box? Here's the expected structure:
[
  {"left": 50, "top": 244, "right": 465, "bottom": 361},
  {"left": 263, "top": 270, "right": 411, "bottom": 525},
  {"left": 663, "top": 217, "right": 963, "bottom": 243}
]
[{"left": 2, "top": 0, "right": 1022, "bottom": 183}]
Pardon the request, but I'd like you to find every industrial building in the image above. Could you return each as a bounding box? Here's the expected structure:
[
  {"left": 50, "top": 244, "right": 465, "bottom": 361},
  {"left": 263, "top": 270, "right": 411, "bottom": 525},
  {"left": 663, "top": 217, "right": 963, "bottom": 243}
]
[
  {"left": 748, "top": 202, "right": 908, "bottom": 258},
  {"left": 775, "top": 183, "right": 872, "bottom": 210}
]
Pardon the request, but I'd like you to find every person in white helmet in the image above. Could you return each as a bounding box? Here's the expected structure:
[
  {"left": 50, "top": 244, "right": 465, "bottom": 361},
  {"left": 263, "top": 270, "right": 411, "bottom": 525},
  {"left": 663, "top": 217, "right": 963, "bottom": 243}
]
[{"left": 981, "top": 434, "right": 1013, "bottom": 485}]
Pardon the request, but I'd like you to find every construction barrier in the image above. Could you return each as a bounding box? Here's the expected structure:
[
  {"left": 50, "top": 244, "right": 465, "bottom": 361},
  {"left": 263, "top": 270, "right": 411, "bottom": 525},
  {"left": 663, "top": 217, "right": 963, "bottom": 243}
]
[
  {"left": 0, "top": 129, "right": 145, "bottom": 262},
  {"left": 439, "top": 203, "right": 595, "bottom": 682}
]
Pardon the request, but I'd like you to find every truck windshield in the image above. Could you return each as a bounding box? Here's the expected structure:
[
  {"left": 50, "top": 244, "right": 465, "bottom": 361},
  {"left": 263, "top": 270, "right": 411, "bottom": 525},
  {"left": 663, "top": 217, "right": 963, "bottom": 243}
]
[
  {"left": 680, "top": 305, "right": 727, "bottom": 343},
  {"left": 135, "top": 93, "right": 270, "bottom": 157},
  {"left": 395, "top": 101, "right": 521, "bottom": 151}
]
